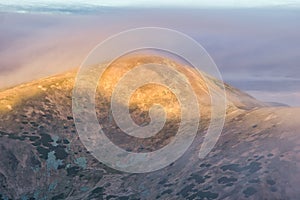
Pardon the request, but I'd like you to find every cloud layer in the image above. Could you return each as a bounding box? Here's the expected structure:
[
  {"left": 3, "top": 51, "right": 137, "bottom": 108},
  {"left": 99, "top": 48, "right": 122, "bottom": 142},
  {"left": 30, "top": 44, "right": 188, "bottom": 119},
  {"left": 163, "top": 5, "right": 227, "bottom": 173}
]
[{"left": 0, "top": 9, "right": 299, "bottom": 106}]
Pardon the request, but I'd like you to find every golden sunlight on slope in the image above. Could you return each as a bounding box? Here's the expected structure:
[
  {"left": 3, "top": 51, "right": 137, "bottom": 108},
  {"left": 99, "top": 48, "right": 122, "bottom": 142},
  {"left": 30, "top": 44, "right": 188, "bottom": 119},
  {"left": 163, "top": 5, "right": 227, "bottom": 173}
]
[
  {"left": 0, "top": 55, "right": 262, "bottom": 118},
  {"left": 0, "top": 71, "right": 76, "bottom": 112},
  {"left": 96, "top": 55, "right": 213, "bottom": 122}
]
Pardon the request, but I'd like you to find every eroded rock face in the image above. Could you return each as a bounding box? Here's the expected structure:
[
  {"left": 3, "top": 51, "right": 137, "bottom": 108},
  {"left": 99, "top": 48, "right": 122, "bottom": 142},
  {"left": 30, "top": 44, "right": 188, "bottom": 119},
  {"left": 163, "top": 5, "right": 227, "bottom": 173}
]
[{"left": 0, "top": 55, "right": 299, "bottom": 199}]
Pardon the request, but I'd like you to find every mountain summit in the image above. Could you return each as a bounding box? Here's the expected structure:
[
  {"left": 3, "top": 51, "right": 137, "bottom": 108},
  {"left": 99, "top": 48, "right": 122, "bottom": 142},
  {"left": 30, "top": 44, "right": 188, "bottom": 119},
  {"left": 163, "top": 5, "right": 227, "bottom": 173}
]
[{"left": 0, "top": 55, "right": 299, "bottom": 199}]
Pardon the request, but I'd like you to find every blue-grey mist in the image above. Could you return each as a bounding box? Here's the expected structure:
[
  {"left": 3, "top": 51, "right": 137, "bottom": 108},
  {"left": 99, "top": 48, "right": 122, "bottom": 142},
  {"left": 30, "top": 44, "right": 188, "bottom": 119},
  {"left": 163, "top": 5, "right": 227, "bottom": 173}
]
[{"left": 0, "top": 8, "right": 299, "bottom": 106}]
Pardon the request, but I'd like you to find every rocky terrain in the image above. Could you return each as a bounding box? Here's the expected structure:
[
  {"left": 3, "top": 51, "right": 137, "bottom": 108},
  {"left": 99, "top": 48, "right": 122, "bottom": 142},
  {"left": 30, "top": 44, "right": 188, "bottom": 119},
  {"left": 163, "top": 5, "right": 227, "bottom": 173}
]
[{"left": 0, "top": 55, "right": 299, "bottom": 199}]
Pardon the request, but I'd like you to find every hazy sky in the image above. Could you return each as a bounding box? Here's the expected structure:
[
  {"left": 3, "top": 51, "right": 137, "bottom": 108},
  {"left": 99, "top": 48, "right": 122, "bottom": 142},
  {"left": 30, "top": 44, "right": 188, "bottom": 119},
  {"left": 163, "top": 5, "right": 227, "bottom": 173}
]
[
  {"left": 1, "top": 0, "right": 300, "bottom": 8},
  {"left": 0, "top": 8, "right": 299, "bottom": 106}
]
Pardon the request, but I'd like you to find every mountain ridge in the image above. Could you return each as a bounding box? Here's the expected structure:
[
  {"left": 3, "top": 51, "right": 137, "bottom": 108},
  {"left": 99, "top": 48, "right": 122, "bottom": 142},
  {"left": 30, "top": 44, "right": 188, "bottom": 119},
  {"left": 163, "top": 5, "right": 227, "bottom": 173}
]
[{"left": 0, "top": 55, "right": 299, "bottom": 199}]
